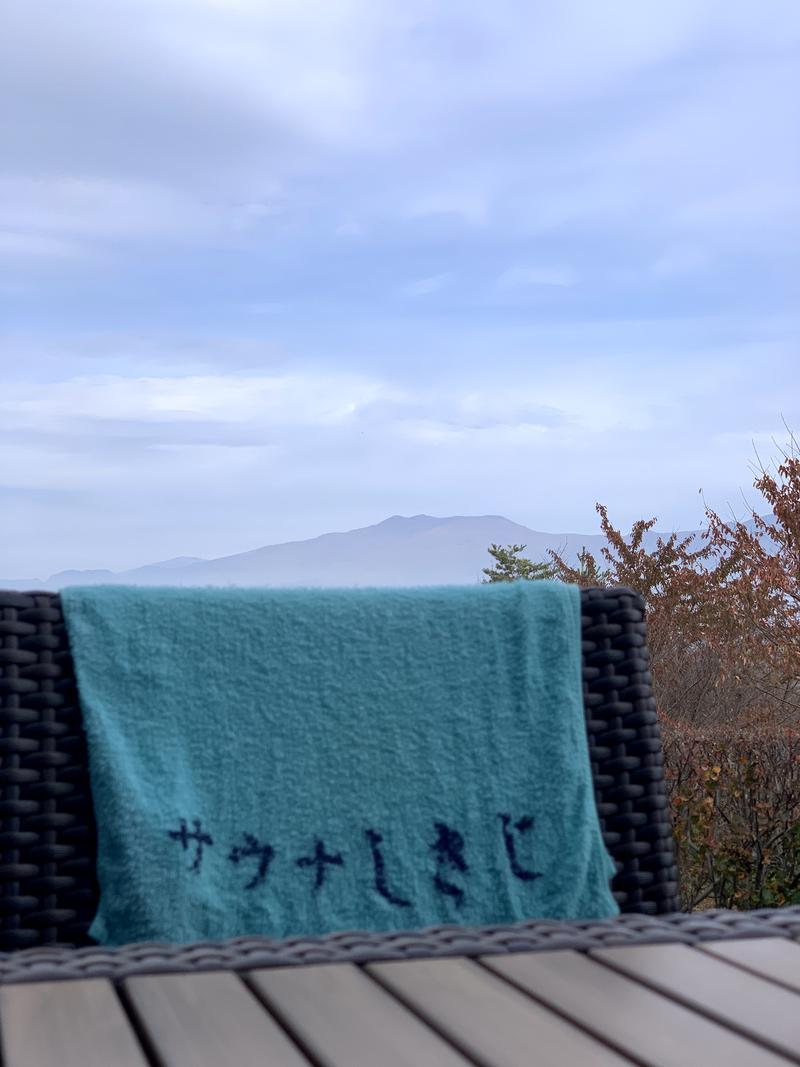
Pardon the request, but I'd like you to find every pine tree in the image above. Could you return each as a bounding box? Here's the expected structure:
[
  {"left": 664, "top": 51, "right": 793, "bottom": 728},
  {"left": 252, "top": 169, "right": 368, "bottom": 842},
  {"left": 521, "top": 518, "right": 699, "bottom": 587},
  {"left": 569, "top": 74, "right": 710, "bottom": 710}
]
[{"left": 481, "top": 544, "right": 557, "bottom": 583}]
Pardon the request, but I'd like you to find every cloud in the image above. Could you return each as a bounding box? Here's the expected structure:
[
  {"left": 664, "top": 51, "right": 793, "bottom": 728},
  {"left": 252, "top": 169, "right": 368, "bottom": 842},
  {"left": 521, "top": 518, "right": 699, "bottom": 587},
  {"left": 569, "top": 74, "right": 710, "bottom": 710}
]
[
  {"left": 2, "top": 0, "right": 798, "bottom": 576},
  {"left": 335, "top": 220, "right": 366, "bottom": 238},
  {"left": 2, "top": 344, "right": 790, "bottom": 490},
  {"left": 3, "top": 345, "right": 796, "bottom": 577},
  {"left": 0, "top": 333, "right": 290, "bottom": 383},
  {"left": 405, "top": 191, "right": 488, "bottom": 226},
  {"left": 495, "top": 266, "right": 577, "bottom": 290},
  {"left": 243, "top": 302, "right": 283, "bottom": 315},
  {"left": 0, "top": 175, "right": 288, "bottom": 265},
  {"left": 0, "top": 230, "right": 84, "bottom": 261},
  {"left": 651, "top": 245, "right": 712, "bottom": 279},
  {"left": 2, "top": 0, "right": 797, "bottom": 285},
  {"left": 0, "top": 373, "right": 396, "bottom": 430},
  {"left": 398, "top": 273, "right": 452, "bottom": 297},
  {"left": 675, "top": 183, "right": 800, "bottom": 252}
]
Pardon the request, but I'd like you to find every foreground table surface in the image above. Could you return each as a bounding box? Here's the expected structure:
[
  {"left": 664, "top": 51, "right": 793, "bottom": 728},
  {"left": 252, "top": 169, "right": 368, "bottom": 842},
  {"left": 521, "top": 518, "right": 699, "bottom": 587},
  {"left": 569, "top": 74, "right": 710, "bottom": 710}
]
[{"left": 3, "top": 933, "right": 800, "bottom": 1066}]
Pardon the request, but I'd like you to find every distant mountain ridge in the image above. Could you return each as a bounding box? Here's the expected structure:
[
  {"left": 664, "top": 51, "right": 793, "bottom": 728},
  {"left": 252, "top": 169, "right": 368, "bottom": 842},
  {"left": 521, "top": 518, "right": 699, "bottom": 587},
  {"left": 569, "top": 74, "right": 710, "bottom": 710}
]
[{"left": 2, "top": 513, "right": 774, "bottom": 591}]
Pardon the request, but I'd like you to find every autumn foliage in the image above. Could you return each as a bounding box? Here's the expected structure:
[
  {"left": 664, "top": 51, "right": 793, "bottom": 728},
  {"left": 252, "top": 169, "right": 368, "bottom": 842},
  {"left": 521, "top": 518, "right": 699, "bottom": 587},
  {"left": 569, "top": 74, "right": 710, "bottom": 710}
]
[
  {"left": 492, "top": 433, "right": 800, "bottom": 908},
  {"left": 661, "top": 717, "right": 800, "bottom": 908}
]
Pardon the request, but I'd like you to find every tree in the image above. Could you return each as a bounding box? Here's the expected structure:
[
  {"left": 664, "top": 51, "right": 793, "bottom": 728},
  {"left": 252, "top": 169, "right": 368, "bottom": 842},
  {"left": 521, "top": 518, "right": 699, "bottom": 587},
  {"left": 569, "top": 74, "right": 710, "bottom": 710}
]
[
  {"left": 482, "top": 431, "right": 800, "bottom": 724},
  {"left": 546, "top": 432, "right": 800, "bottom": 723},
  {"left": 481, "top": 544, "right": 557, "bottom": 583},
  {"left": 547, "top": 542, "right": 615, "bottom": 588},
  {"left": 699, "top": 431, "right": 800, "bottom": 697}
]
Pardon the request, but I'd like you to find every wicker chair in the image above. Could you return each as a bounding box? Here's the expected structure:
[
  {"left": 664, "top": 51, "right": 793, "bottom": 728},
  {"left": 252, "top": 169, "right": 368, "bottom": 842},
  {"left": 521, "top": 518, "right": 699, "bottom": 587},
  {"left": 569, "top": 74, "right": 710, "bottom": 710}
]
[{"left": 0, "top": 586, "right": 680, "bottom": 958}]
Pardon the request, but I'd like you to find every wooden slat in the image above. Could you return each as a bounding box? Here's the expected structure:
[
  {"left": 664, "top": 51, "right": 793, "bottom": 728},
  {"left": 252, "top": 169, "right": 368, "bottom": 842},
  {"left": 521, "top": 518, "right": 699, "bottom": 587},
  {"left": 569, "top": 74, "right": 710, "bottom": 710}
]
[
  {"left": 0, "top": 978, "right": 149, "bottom": 1067},
  {"left": 124, "top": 970, "right": 311, "bottom": 1067},
  {"left": 592, "top": 942, "right": 800, "bottom": 1063},
  {"left": 250, "top": 962, "right": 472, "bottom": 1067},
  {"left": 367, "top": 956, "right": 633, "bottom": 1067},
  {"left": 483, "top": 948, "right": 789, "bottom": 1067},
  {"left": 700, "top": 937, "right": 800, "bottom": 993}
]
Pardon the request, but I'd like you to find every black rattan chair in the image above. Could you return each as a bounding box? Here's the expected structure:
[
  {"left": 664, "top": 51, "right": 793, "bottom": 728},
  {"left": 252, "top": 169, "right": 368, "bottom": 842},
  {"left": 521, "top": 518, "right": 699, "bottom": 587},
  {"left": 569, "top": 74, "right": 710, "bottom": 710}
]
[{"left": 0, "top": 586, "right": 679, "bottom": 954}]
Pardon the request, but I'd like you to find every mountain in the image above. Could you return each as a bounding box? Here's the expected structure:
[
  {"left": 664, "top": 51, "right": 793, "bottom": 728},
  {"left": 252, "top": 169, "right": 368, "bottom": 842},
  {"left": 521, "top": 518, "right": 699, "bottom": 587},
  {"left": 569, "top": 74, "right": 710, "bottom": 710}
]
[{"left": 5, "top": 513, "right": 773, "bottom": 591}]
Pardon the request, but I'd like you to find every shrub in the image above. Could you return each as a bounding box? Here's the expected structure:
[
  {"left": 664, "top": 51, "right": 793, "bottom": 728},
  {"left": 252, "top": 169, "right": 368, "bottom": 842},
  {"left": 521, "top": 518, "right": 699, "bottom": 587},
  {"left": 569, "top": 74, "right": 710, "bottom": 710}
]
[
  {"left": 662, "top": 715, "right": 800, "bottom": 909},
  {"left": 486, "top": 431, "right": 800, "bottom": 908}
]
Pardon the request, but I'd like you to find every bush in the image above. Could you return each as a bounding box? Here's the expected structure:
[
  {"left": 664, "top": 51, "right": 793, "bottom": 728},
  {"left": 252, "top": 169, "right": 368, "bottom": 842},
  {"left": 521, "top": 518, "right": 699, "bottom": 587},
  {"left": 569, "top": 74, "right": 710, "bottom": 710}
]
[
  {"left": 662, "top": 715, "right": 800, "bottom": 909},
  {"left": 486, "top": 431, "right": 800, "bottom": 908}
]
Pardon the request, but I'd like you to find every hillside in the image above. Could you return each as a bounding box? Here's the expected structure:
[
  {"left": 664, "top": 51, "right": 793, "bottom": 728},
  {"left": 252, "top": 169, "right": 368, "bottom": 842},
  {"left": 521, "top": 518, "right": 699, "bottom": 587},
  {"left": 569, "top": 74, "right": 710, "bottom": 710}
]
[{"left": 2, "top": 513, "right": 743, "bottom": 590}]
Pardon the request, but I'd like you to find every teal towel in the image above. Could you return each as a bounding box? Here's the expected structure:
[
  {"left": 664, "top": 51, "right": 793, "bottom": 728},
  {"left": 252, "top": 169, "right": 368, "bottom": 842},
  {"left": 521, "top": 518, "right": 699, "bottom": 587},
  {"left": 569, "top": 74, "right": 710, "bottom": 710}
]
[{"left": 61, "top": 581, "right": 619, "bottom": 946}]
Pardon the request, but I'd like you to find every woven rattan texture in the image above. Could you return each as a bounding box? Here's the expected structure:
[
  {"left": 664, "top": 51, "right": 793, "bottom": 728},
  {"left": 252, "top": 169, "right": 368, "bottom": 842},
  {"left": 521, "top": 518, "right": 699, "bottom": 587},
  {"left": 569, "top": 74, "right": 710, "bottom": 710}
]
[
  {"left": 580, "top": 587, "right": 678, "bottom": 915},
  {"left": 0, "top": 592, "right": 99, "bottom": 952},
  {"left": 0, "top": 586, "right": 678, "bottom": 952},
  {"left": 1, "top": 908, "right": 799, "bottom": 985}
]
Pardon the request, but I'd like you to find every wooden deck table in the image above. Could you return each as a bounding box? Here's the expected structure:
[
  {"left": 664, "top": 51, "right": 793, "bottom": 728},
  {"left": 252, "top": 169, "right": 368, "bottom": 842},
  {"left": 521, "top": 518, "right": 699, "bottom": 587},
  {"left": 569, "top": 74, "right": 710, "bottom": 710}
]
[{"left": 2, "top": 913, "right": 800, "bottom": 1066}]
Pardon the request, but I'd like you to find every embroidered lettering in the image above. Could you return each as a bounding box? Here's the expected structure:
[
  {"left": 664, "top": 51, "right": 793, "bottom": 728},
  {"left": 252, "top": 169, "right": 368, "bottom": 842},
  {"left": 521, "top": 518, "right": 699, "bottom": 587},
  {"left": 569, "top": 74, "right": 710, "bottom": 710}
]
[
  {"left": 296, "top": 838, "right": 344, "bottom": 890},
  {"left": 365, "top": 829, "right": 412, "bottom": 907},
  {"left": 498, "top": 813, "right": 542, "bottom": 882},
  {"left": 229, "top": 832, "right": 276, "bottom": 890},
  {"left": 167, "top": 818, "right": 213, "bottom": 874},
  {"left": 430, "top": 821, "right": 468, "bottom": 906}
]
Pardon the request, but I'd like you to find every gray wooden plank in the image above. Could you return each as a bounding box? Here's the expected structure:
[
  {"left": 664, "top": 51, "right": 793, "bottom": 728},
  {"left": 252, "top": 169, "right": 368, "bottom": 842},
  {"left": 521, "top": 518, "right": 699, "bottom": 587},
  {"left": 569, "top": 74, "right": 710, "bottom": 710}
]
[
  {"left": 124, "top": 970, "right": 311, "bottom": 1067},
  {"left": 483, "top": 948, "right": 790, "bottom": 1067},
  {"left": 700, "top": 937, "right": 800, "bottom": 993},
  {"left": 250, "top": 962, "right": 472, "bottom": 1067},
  {"left": 0, "top": 978, "right": 149, "bottom": 1067},
  {"left": 367, "top": 956, "right": 633, "bottom": 1067},
  {"left": 592, "top": 942, "right": 800, "bottom": 1063}
]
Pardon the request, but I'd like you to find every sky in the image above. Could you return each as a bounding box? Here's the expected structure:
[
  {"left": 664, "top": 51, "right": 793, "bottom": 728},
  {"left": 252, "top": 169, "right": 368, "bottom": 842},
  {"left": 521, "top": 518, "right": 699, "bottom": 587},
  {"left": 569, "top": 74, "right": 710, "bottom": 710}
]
[{"left": 2, "top": 0, "right": 799, "bottom": 578}]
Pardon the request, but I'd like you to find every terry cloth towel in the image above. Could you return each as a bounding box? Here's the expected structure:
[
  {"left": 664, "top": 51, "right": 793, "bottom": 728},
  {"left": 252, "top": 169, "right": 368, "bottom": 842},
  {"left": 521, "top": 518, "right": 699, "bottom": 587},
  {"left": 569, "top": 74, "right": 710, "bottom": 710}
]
[{"left": 61, "top": 581, "right": 619, "bottom": 946}]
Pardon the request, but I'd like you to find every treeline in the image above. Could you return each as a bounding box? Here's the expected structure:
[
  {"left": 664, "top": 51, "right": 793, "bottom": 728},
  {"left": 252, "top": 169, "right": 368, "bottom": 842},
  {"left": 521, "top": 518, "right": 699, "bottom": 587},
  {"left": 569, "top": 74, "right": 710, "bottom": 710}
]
[{"left": 484, "top": 434, "right": 800, "bottom": 908}]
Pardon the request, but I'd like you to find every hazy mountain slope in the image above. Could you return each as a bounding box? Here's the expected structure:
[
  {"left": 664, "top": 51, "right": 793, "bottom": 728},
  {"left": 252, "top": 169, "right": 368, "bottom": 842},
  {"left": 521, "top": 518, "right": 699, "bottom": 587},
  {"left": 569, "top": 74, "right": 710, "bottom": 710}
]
[
  {"left": 1, "top": 556, "right": 206, "bottom": 591},
  {"left": 4, "top": 513, "right": 751, "bottom": 590},
  {"left": 4, "top": 513, "right": 777, "bottom": 591}
]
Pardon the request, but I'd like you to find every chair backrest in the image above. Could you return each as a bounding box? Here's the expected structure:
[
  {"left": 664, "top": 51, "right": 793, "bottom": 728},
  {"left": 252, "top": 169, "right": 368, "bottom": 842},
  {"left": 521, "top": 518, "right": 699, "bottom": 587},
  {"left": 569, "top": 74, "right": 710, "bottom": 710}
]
[{"left": 0, "top": 587, "right": 679, "bottom": 951}]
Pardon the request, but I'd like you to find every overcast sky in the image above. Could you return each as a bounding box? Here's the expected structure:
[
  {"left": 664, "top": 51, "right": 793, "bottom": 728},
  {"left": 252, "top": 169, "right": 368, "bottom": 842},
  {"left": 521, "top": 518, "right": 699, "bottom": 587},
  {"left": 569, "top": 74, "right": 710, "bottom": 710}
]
[{"left": 2, "top": 0, "right": 799, "bottom": 578}]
